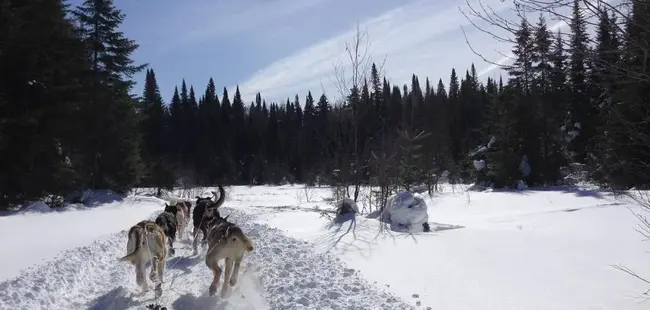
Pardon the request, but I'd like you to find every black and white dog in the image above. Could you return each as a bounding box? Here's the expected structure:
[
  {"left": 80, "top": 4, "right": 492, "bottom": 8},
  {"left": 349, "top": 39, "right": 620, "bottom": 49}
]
[
  {"left": 155, "top": 209, "right": 178, "bottom": 256},
  {"left": 192, "top": 184, "right": 225, "bottom": 254}
]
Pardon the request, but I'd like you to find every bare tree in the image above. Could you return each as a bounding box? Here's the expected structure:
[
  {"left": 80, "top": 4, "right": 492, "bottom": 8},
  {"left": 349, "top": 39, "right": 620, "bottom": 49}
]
[{"left": 329, "top": 22, "right": 387, "bottom": 203}]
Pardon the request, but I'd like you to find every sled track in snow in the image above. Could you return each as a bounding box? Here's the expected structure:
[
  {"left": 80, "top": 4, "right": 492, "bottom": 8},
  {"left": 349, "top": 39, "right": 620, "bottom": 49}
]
[{"left": 0, "top": 207, "right": 415, "bottom": 310}]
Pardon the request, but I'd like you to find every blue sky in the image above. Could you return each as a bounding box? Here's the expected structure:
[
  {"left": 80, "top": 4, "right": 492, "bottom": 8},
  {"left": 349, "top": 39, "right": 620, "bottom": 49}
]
[{"left": 67, "top": 0, "right": 577, "bottom": 105}]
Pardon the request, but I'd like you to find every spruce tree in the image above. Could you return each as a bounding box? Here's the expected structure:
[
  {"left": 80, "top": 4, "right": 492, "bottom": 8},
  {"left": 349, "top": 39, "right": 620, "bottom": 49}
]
[
  {"left": 567, "top": 0, "right": 592, "bottom": 163},
  {"left": 140, "top": 68, "right": 174, "bottom": 192},
  {"left": 0, "top": 0, "right": 89, "bottom": 206},
  {"left": 73, "top": 0, "right": 145, "bottom": 192}
]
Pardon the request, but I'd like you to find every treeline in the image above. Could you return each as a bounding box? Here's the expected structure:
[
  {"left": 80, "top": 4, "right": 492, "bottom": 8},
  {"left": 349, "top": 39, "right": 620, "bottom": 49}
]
[
  {"left": 1, "top": 0, "right": 649, "bottom": 208},
  {"left": 0, "top": 0, "right": 143, "bottom": 207}
]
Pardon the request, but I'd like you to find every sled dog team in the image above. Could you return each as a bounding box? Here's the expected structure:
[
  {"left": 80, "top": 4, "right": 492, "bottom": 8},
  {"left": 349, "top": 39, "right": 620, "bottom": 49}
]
[{"left": 119, "top": 184, "right": 255, "bottom": 298}]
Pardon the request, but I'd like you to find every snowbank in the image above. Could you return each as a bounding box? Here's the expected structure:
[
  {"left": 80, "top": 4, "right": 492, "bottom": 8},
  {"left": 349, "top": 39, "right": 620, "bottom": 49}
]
[
  {"left": 0, "top": 195, "right": 165, "bottom": 281},
  {"left": 21, "top": 201, "right": 51, "bottom": 213},
  {"left": 381, "top": 191, "right": 429, "bottom": 233}
]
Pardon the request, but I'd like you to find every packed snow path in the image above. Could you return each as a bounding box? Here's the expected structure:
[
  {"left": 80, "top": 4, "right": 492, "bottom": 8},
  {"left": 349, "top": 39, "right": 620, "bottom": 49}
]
[{"left": 0, "top": 206, "right": 415, "bottom": 310}]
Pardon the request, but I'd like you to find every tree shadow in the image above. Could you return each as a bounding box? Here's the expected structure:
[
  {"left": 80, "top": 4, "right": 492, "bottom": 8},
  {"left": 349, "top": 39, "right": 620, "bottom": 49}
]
[
  {"left": 310, "top": 213, "right": 377, "bottom": 259},
  {"left": 471, "top": 184, "right": 613, "bottom": 200}
]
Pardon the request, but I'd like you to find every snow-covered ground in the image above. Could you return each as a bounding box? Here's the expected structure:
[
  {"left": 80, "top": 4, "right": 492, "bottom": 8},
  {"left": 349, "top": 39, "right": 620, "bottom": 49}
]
[
  {"left": 1, "top": 184, "right": 649, "bottom": 310},
  {"left": 230, "top": 184, "right": 650, "bottom": 310},
  {"left": 0, "top": 188, "right": 414, "bottom": 310}
]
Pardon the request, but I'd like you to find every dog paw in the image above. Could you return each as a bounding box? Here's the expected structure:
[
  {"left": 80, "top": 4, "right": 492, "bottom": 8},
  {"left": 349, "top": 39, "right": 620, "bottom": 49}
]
[
  {"left": 220, "top": 287, "right": 230, "bottom": 299},
  {"left": 208, "top": 284, "right": 217, "bottom": 296},
  {"left": 154, "top": 285, "right": 163, "bottom": 298}
]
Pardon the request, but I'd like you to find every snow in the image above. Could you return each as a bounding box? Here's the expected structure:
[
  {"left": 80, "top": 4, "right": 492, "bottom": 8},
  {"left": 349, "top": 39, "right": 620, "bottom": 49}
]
[
  {"left": 0, "top": 195, "right": 165, "bottom": 282},
  {"left": 1, "top": 184, "right": 650, "bottom": 310},
  {"left": 21, "top": 201, "right": 51, "bottom": 213},
  {"left": 244, "top": 184, "right": 650, "bottom": 310},
  {"left": 381, "top": 191, "right": 429, "bottom": 233},
  {"left": 0, "top": 187, "right": 413, "bottom": 310},
  {"left": 473, "top": 159, "right": 486, "bottom": 170}
]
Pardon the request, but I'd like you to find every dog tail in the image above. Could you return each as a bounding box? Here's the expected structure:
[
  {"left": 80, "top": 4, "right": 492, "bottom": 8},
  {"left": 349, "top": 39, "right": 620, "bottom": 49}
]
[
  {"left": 212, "top": 184, "right": 226, "bottom": 209},
  {"left": 119, "top": 226, "right": 142, "bottom": 263}
]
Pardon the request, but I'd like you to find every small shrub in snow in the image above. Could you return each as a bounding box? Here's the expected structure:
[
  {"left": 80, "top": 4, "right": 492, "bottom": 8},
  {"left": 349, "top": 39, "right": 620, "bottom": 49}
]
[
  {"left": 336, "top": 197, "right": 359, "bottom": 216},
  {"left": 296, "top": 185, "right": 315, "bottom": 203},
  {"left": 381, "top": 191, "right": 429, "bottom": 233}
]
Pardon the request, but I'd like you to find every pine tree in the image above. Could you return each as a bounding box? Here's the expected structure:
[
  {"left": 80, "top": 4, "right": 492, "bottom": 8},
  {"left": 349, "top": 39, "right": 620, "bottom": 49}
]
[
  {"left": 510, "top": 18, "right": 534, "bottom": 94},
  {"left": 0, "top": 0, "right": 89, "bottom": 206},
  {"left": 567, "top": 0, "right": 592, "bottom": 163},
  {"left": 140, "top": 68, "right": 174, "bottom": 192},
  {"left": 73, "top": 0, "right": 145, "bottom": 192},
  {"left": 530, "top": 15, "right": 565, "bottom": 184}
]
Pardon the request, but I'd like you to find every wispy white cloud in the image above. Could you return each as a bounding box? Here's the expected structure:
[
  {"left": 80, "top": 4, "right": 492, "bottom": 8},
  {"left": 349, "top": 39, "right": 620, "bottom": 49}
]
[
  {"left": 153, "top": 0, "right": 330, "bottom": 54},
  {"left": 235, "top": 0, "right": 517, "bottom": 104}
]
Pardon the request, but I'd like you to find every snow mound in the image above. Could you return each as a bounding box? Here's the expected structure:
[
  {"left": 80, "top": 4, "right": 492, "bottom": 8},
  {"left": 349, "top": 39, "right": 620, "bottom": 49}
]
[
  {"left": 21, "top": 201, "right": 51, "bottom": 213},
  {"left": 381, "top": 192, "right": 429, "bottom": 233}
]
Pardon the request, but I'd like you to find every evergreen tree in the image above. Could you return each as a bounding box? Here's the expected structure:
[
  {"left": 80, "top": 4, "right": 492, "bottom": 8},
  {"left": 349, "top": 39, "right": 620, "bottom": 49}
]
[
  {"left": 0, "top": 0, "right": 89, "bottom": 206},
  {"left": 140, "top": 68, "right": 174, "bottom": 192},
  {"left": 73, "top": 0, "right": 145, "bottom": 192},
  {"left": 567, "top": 0, "right": 593, "bottom": 162}
]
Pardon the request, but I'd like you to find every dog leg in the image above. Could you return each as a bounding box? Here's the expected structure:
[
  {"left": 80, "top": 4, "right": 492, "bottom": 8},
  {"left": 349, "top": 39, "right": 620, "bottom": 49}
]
[
  {"left": 167, "top": 236, "right": 175, "bottom": 256},
  {"left": 155, "top": 255, "right": 165, "bottom": 298},
  {"left": 192, "top": 229, "right": 200, "bottom": 255},
  {"left": 201, "top": 227, "right": 208, "bottom": 248},
  {"left": 152, "top": 256, "right": 163, "bottom": 298},
  {"left": 207, "top": 258, "right": 222, "bottom": 296},
  {"left": 229, "top": 257, "right": 242, "bottom": 287},
  {"left": 177, "top": 214, "right": 184, "bottom": 240},
  {"left": 136, "top": 262, "right": 148, "bottom": 292},
  {"left": 221, "top": 257, "right": 233, "bottom": 298},
  {"left": 149, "top": 256, "right": 158, "bottom": 283}
]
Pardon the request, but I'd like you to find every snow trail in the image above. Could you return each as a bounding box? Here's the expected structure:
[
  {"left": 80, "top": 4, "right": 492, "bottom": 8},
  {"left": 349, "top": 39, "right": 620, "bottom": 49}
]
[{"left": 0, "top": 205, "right": 414, "bottom": 310}]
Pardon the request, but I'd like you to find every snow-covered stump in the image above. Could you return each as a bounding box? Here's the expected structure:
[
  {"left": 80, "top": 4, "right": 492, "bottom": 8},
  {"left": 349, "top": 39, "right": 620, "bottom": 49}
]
[{"left": 381, "top": 192, "right": 430, "bottom": 233}]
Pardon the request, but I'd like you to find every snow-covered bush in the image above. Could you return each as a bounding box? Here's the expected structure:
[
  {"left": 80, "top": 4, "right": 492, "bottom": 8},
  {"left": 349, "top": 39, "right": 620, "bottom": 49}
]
[
  {"left": 336, "top": 197, "right": 359, "bottom": 216},
  {"left": 380, "top": 191, "right": 429, "bottom": 233}
]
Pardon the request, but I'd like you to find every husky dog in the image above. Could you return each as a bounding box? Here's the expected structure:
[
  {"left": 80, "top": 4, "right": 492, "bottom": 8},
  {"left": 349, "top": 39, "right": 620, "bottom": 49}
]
[
  {"left": 119, "top": 220, "right": 168, "bottom": 297},
  {"left": 192, "top": 185, "right": 225, "bottom": 255},
  {"left": 204, "top": 215, "right": 254, "bottom": 298},
  {"left": 155, "top": 210, "right": 178, "bottom": 256},
  {"left": 164, "top": 202, "right": 186, "bottom": 241}
]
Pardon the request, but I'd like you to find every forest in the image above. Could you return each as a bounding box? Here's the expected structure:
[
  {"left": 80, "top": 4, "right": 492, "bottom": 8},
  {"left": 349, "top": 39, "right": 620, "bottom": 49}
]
[{"left": 1, "top": 0, "right": 649, "bottom": 208}]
